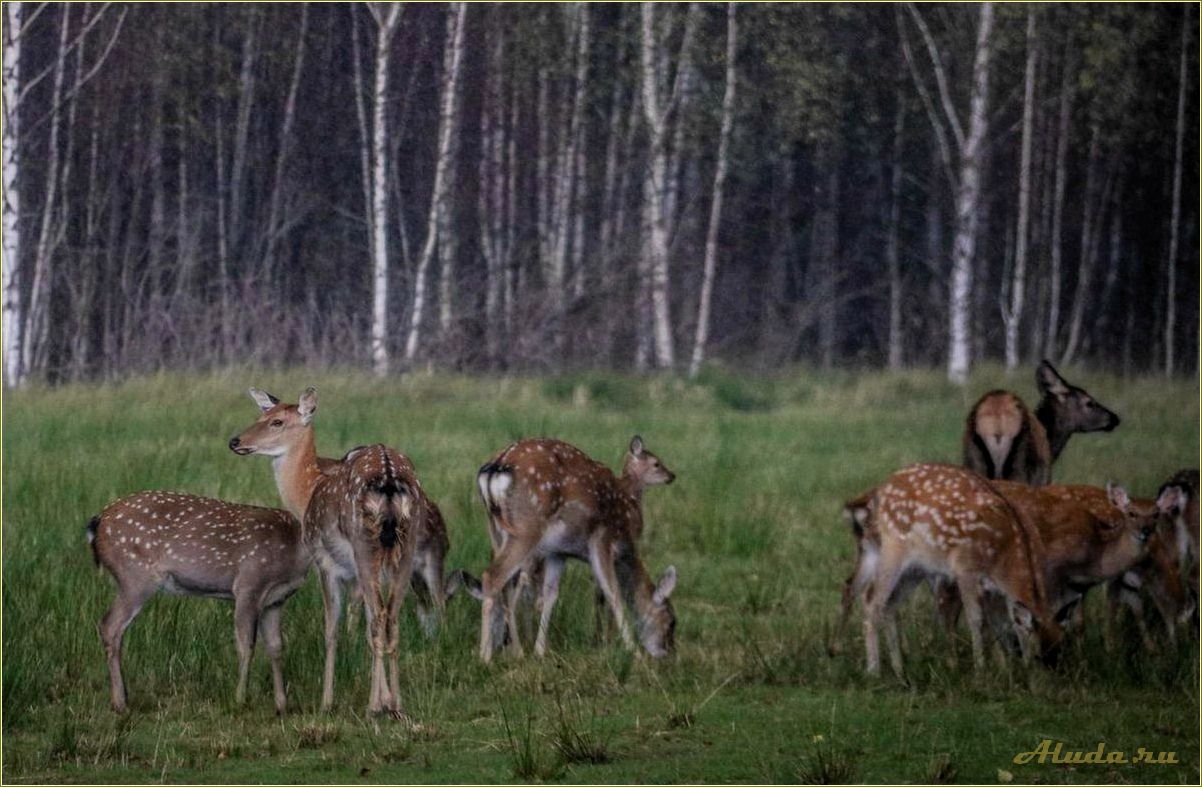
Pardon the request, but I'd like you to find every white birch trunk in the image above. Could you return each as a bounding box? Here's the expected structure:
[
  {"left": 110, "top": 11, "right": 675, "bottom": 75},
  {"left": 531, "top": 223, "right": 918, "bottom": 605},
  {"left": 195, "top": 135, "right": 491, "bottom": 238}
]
[
  {"left": 946, "top": 2, "right": 994, "bottom": 385},
  {"left": 436, "top": 3, "right": 467, "bottom": 337},
  {"left": 1165, "top": 5, "right": 1188, "bottom": 376},
  {"left": 405, "top": 3, "right": 465, "bottom": 362},
  {"left": 368, "top": 3, "right": 400, "bottom": 376},
  {"left": 688, "top": 3, "right": 736, "bottom": 378},
  {"left": 1044, "top": 48, "right": 1072, "bottom": 360},
  {"left": 1004, "top": 9, "right": 1036, "bottom": 371},
  {"left": 2, "top": 2, "right": 23, "bottom": 386}
]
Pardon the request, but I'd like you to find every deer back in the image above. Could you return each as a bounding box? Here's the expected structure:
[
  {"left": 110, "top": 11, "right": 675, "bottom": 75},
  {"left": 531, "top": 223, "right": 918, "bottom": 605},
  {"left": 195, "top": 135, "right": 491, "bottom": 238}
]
[{"left": 91, "top": 491, "right": 304, "bottom": 596}]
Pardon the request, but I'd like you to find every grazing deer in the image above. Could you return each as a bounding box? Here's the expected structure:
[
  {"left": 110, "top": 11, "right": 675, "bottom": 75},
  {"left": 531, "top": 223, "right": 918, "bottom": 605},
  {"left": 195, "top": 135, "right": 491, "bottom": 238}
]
[
  {"left": 860, "top": 463, "right": 1062, "bottom": 675},
  {"left": 991, "top": 481, "right": 1182, "bottom": 634},
  {"left": 88, "top": 492, "right": 310, "bottom": 714},
  {"left": 230, "top": 389, "right": 440, "bottom": 714},
  {"left": 963, "top": 360, "right": 1120, "bottom": 485},
  {"left": 473, "top": 436, "right": 678, "bottom": 662},
  {"left": 230, "top": 388, "right": 452, "bottom": 637}
]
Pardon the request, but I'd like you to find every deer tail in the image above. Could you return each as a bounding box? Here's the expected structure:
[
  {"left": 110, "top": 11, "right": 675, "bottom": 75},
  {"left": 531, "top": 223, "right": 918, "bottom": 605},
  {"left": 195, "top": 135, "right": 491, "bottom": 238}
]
[
  {"left": 477, "top": 461, "right": 521, "bottom": 536},
  {"left": 86, "top": 515, "right": 101, "bottom": 567},
  {"left": 367, "top": 449, "right": 414, "bottom": 550}
]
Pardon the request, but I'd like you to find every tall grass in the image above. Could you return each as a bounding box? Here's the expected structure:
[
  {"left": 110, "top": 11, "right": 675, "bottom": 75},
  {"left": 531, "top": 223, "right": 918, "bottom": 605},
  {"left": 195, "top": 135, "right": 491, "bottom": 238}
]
[{"left": 2, "top": 365, "right": 1198, "bottom": 783}]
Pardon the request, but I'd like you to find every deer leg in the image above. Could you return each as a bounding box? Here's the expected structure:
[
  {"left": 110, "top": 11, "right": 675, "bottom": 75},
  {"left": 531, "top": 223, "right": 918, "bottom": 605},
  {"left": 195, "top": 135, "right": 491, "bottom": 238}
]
[
  {"left": 588, "top": 538, "right": 635, "bottom": 651},
  {"left": 98, "top": 580, "right": 157, "bottom": 713},
  {"left": 479, "top": 538, "right": 539, "bottom": 663},
  {"left": 259, "top": 605, "right": 287, "bottom": 715},
  {"left": 593, "top": 586, "right": 610, "bottom": 645},
  {"left": 412, "top": 550, "right": 445, "bottom": 638},
  {"left": 359, "top": 567, "right": 390, "bottom": 715},
  {"left": 233, "top": 596, "right": 260, "bottom": 706},
  {"left": 319, "top": 570, "right": 344, "bottom": 712},
  {"left": 954, "top": 575, "right": 986, "bottom": 671},
  {"left": 409, "top": 564, "right": 436, "bottom": 639},
  {"left": 385, "top": 558, "right": 413, "bottom": 716},
  {"left": 863, "top": 557, "right": 904, "bottom": 676},
  {"left": 345, "top": 582, "right": 363, "bottom": 635},
  {"left": 534, "top": 556, "right": 565, "bottom": 657}
]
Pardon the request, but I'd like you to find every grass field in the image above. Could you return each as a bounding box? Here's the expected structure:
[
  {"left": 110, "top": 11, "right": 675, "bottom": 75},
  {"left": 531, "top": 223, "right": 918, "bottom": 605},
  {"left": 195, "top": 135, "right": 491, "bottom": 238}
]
[{"left": 2, "top": 365, "right": 1199, "bottom": 784}]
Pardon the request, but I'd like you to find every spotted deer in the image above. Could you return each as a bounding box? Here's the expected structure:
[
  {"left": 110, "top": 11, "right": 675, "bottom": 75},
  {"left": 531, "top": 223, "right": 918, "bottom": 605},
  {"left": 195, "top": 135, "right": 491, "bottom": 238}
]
[
  {"left": 963, "top": 360, "right": 1120, "bottom": 485},
  {"left": 230, "top": 388, "right": 452, "bottom": 637},
  {"left": 229, "top": 389, "right": 440, "bottom": 715},
  {"left": 860, "top": 463, "right": 1062, "bottom": 675},
  {"left": 991, "top": 481, "right": 1183, "bottom": 637},
  {"left": 473, "top": 437, "right": 678, "bottom": 662},
  {"left": 88, "top": 492, "right": 310, "bottom": 714}
]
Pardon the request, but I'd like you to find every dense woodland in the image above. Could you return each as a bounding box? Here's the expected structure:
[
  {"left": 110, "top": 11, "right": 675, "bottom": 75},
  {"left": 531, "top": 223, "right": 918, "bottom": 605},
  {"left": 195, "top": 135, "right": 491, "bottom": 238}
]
[{"left": 1, "top": 2, "right": 1197, "bottom": 386}]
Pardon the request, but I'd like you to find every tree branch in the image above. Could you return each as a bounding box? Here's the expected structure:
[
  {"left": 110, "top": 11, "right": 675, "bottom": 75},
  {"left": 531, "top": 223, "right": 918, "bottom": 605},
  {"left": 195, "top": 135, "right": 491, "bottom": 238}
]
[{"left": 905, "top": 3, "right": 965, "bottom": 152}]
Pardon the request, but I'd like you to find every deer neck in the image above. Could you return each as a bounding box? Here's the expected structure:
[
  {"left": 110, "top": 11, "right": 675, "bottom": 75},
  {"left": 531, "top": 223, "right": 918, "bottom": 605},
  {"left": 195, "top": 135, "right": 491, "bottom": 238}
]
[
  {"left": 273, "top": 428, "right": 323, "bottom": 520},
  {"left": 1034, "top": 397, "right": 1071, "bottom": 460},
  {"left": 618, "top": 470, "right": 645, "bottom": 503}
]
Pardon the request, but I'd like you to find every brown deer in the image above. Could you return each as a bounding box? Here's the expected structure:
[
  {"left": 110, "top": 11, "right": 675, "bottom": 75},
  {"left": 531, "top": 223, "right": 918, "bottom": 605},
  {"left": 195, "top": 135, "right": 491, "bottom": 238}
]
[
  {"left": 88, "top": 492, "right": 310, "bottom": 714},
  {"left": 991, "top": 481, "right": 1182, "bottom": 632},
  {"left": 963, "top": 360, "right": 1120, "bottom": 484},
  {"left": 473, "top": 437, "right": 678, "bottom": 662},
  {"left": 860, "top": 463, "right": 1062, "bottom": 675},
  {"left": 230, "top": 388, "right": 452, "bottom": 637},
  {"left": 229, "top": 389, "right": 439, "bottom": 715}
]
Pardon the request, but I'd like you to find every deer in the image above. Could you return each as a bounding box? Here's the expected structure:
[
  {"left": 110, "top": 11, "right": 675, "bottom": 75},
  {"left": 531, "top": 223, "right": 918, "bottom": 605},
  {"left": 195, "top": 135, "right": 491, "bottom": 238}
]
[
  {"left": 963, "top": 360, "right": 1120, "bottom": 485},
  {"left": 471, "top": 436, "right": 678, "bottom": 662},
  {"left": 230, "top": 388, "right": 452, "bottom": 637},
  {"left": 229, "top": 389, "right": 440, "bottom": 715},
  {"left": 858, "top": 463, "right": 1062, "bottom": 676},
  {"left": 88, "top": 492, "right": 310, "bottom": 714}
]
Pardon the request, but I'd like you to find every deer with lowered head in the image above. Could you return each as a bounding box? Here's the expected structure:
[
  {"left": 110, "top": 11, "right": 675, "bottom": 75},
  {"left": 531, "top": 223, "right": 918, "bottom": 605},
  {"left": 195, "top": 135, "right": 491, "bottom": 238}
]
[
  {"left": 88, "top": 491, "right": 309, "bottom": 714},
  {"left": 229, "top": 388, "right": 440, "bottom": 715},
  {"left": 471, "top": 436, "right": 679, "bottom": 662},
  {"left": 963, "top": 360, "right": 1120, "bottom": 485},
  {"left": 857, "top": 463, "right": 1063, "bottom": 675}
]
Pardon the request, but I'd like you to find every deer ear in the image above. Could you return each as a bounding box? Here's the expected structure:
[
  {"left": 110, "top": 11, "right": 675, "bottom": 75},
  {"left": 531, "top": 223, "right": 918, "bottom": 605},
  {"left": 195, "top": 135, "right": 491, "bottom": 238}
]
[
  {"left": 249, "top": 388, "right": 279, "bottom": 412},
  {"left": 1036, "top": 360, "right": 1070, "bottom": 398},
  {"left": 630, "top": 435, "right": 645, "bottom": 456},
  {"left": 298, "top": 387, "right": 317, "bottom": 424},
  {"left": 1010, "top": 601, "right": 1035, "bottom": 633},
  {"left": 653, "top": 565, "right": 677, "bottom": 604},
  {"left": 1107, "top": 482, "right": 1131, "bottom": 512},
  {"left": 1156, "top": 485, "right": 1185, "bottom": 517}
]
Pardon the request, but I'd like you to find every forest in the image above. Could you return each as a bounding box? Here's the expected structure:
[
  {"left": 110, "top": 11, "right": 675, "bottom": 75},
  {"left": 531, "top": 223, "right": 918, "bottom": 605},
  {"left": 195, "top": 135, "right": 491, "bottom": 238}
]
[{"left": 2, "top": 2, "right": 1198, "bottom": 385}]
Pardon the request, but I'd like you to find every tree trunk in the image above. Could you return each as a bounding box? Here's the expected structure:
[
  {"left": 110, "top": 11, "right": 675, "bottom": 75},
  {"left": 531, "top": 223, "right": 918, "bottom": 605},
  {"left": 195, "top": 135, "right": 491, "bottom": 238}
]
[
  {"left": 1004, "top": 8, "right": 1036, "bottom": 371},
  {"left": 367, "top": 3, "right": 401, "bottom": 376},
  {"left": 1164, "top": 4, "right": 1188, "bottom": 376},
  {"left": 886, "top": 86, "right": 905, "bottom": 370},
  {"left": 262, "top": 5, "right": 309, "bottom": 283},
  {"left": 946, "top": 2, "right": 994, "bottom": 385},
  {"left": 2, "top": 2, "right": 24, "bottom": 386},
  {"left": 405, "top": 2, "right": 466, "bottom": 362},
  {"left": 1044, "top": 44, "right": 1073, "bottom": 360},
  {"left": 1060, "top": 125, "right": 1104, "bottom": 366},
  {"left": 689, "top": 3, "right": 736, "bottom": 378}
]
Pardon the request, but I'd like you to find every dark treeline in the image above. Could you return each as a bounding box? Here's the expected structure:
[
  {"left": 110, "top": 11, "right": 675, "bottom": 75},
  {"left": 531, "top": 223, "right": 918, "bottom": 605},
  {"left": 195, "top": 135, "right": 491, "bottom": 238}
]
[{"left": 2, "top": 2, "right": 1197, "bottom": 386}]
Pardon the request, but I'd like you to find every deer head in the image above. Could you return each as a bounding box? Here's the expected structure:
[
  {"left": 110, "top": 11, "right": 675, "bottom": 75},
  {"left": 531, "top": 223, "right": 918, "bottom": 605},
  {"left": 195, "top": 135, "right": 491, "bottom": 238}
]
[{"left": 229, "top": 387, "right": 317, "bottom": 457}]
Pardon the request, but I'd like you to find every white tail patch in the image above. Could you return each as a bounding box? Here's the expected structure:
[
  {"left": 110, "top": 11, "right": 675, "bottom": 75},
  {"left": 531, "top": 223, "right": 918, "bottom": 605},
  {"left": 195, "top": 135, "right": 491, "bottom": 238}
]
[
  {"left": 488, "top": 471, "right": 512, "bottom": 504},
  {"left": 984, "top": 432, "right": 1015, "bottom": 476}
]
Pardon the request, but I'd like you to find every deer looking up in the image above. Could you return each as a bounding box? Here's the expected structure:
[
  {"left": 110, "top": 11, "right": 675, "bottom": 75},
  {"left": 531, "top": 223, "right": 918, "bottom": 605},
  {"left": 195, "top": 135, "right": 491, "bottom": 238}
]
[
  {"left": 229, "top": 389, "right": 438, "bottom": 715},
  {"left": 88, "top": 492, "right": 310, "bottom": 714},
  {"left": 473, "top": 437, "right": 678, "bottom": 662},
  {"left": 963, "top": 360, "right": 1120, "bottom": 484},
  {"left": 230, "top": 388, "right": 452, "bottom": 636}
]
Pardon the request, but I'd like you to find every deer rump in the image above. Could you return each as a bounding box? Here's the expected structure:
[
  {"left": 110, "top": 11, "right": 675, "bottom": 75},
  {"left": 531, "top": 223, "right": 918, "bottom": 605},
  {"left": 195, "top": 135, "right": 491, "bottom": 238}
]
[{"left": 963, "top": 390, "right": 1051, "bottom": 485}]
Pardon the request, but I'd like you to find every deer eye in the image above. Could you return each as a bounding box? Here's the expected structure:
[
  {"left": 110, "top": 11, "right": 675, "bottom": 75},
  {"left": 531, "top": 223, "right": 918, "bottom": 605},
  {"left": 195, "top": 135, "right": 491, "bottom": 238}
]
[{"left": 270, "top": 419, "right": 284, "bottom": 428}]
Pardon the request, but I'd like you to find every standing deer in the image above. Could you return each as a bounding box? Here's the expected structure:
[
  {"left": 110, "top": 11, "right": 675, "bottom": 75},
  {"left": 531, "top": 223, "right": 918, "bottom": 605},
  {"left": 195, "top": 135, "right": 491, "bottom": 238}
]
[
  {"left": 230, "top": 388, "right": 452, "bottom": 636},
  {"left": 88, "top": 492, "right": 310, "bottom": 714},
  {"left": 860, "top": 463, "right": 1062, "bottom": 675},
  {"left": 963, "top": 360, "right": 1120, "bottom": 484},
  {"left": 473, "top": 436, "right": 678, "bottom": 662},
  {"left": 229, "top": 389, "right": 438, "bottom": 714}
]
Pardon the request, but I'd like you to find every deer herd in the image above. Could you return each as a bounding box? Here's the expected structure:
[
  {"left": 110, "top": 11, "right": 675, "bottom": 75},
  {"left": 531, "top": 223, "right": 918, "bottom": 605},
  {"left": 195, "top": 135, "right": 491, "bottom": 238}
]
[{"left": 86, "top": 361, "right": 1197, "bottom": 716}]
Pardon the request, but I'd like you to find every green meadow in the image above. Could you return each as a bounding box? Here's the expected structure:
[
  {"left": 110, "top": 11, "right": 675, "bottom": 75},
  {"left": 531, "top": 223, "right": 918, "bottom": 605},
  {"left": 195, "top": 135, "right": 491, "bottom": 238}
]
[{"left": 2, "top": 366, "right": 1198, "bottom": 784}]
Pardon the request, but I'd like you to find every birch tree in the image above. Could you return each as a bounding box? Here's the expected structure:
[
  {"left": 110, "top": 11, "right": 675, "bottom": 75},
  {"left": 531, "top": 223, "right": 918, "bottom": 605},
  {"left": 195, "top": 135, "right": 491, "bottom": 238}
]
[
  {"left": 3, "top": 2, "right": 25, "bottom": 386},
  {"left": 689, "top": 3, "right": 737, "bottom": 378},
  {"left": 1164, "top": 4, "right": 1189, "bottom": 377},
  {"left": 886, "top": 85, "right": 905, "bottom": 370},
  {"left": 405, "top": 2, "right": 466, "bottom": 362},
  {"left": 366, "top": 2, "right": 401, "bottom": 376},
  {"left": 901, "top": 2, "right": 995, "bottom": 384},
  {"left": 1003, "top": 8, "right": 1037, "bottom": 371}
]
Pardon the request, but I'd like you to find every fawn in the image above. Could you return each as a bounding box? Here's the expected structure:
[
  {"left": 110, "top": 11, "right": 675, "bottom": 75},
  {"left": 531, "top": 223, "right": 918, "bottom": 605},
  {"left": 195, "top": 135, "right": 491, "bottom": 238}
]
[
  {"left": 88, "top": 492, "right": 309, "bottom": 713},
  {"left": 472, "top": 436, "right": 678, "bottom": 662}
]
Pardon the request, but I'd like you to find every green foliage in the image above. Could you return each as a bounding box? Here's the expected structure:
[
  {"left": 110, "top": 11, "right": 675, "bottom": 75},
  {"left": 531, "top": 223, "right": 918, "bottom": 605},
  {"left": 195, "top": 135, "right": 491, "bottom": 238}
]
[{"left": 2, "top": 368, "right": 1198, "bottom": 783}]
